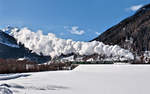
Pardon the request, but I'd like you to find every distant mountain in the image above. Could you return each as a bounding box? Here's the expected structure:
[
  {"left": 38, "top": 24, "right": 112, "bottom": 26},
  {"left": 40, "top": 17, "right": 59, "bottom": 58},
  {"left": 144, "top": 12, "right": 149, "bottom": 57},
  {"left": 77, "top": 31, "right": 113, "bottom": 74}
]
[
  {"left": 92, "top": 4, "right": 150, "bottom": 55},
  {"left": 0, "top": 27, "right": 50, "bottom": 63}
]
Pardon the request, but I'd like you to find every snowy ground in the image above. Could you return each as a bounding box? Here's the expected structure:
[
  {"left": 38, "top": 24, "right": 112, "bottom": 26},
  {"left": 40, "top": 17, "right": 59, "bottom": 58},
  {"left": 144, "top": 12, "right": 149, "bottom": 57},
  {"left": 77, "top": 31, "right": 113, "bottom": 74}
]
[{"left": 1, "top": 64, "right": 150, "bottom": 94}]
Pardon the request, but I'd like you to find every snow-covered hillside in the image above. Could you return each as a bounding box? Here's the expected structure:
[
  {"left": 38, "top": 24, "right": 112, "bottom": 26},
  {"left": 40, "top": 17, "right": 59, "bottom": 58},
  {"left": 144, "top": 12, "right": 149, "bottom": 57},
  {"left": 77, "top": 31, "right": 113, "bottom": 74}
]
[
  {"left": 9, "top": 27, "right": 134, "bottom": 61},
  {"left": 1, "top": 65, "right": 150, "bottom": 94},
  {"left": 0, "top": 29, "right": 19, "bottom": 48}
]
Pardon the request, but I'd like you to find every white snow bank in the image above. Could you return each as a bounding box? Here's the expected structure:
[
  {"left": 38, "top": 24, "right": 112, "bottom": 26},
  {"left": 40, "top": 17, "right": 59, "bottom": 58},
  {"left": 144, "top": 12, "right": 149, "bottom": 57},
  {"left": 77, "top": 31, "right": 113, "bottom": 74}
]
[
  {"left": 0, "top": 87, "right": 13, "bottom": 94},
  {"left": 0, "top": 74, "right": 30, "bottom": 80},
  {"left": 10, "top": 27, "right": 134, "bottom": 60},
  {"left": 1, "top": 65, "right": 150, "bottom": 94}
]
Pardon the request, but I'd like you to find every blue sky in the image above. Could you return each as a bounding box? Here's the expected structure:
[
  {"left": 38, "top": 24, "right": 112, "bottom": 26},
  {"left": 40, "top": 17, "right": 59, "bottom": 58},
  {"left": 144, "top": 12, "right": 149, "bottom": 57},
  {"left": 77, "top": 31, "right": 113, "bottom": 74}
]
[{"left": 0, "top": 0, "right": 149, "bottom": 41}]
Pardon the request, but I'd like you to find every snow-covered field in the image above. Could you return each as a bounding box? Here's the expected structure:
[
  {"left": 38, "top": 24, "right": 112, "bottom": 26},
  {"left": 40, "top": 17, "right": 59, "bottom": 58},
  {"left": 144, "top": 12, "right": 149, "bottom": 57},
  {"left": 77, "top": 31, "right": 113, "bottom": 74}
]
[{"left": 1, "top": 64, "right": 150, "bottom": 94}]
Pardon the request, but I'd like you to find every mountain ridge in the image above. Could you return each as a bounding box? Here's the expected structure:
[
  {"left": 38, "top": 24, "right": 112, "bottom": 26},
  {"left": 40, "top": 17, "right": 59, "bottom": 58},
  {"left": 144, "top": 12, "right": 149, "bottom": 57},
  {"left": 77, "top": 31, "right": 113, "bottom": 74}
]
[
  {"left": 0, "top": 27, "right": 50, "bottom": 63},
  {"left": 92, "top": 3, "right": 150, "bottom": 55}
]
